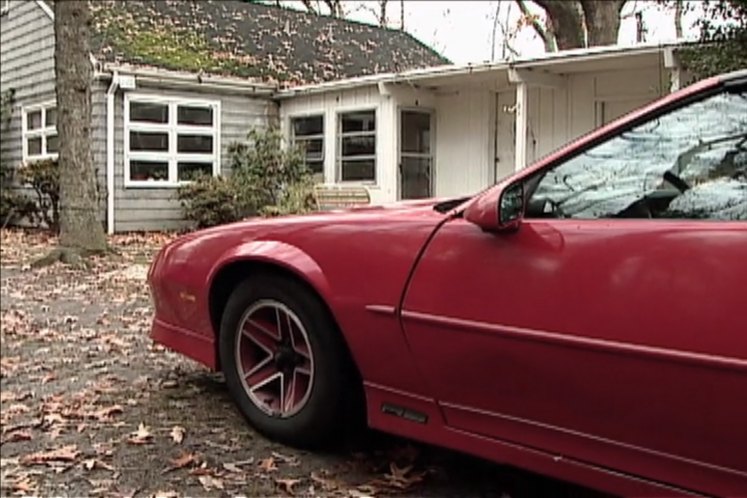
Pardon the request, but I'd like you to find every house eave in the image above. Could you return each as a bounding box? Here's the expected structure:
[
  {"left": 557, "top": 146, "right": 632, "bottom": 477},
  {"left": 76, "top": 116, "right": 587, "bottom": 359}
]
[
  {"left": 94, "top": 63, "right": 277, "bottom": 96},
  {"left": 275, "top": 41, "right": 691, "bottom": 99}
]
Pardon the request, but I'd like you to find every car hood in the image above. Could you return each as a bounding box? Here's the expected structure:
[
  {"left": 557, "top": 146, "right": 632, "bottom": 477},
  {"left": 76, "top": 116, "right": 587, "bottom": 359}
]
[{"left": 163, "top": 196, "right": 468, "bottom": 254}]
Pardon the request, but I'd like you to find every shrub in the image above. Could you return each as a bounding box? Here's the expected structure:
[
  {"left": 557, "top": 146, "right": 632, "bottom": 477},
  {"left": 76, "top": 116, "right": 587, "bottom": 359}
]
[
  {"left": 178, "top": 127, "right": 314, "bottom": 228},
  {"left": 177, "top": 174, "right": 248, "bottom": 229},
  {"left": 17, "top": 158, "right": 60, "bottom": 232}
]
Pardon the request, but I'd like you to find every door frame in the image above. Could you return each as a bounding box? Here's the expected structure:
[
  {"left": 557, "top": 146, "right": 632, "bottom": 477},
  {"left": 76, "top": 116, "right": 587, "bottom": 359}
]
[{"left": 397, "top": 106, "right": 436, "bottom": 200}]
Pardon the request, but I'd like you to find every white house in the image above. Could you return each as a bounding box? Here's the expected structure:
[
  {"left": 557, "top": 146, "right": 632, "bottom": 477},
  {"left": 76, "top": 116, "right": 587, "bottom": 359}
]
[{"left": 278, "top": 42, "right": 688, "bottom": 206}]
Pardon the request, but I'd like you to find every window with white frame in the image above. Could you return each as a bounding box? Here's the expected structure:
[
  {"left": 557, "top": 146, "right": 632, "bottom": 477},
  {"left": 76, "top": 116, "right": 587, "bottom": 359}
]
[
  {"left": 124, "top": 95, "right": 220, "bottom": 186},
  {"left": 22, "top": 103, "right": 58, "bottom": 161},
  {"left": 291, "top": 115, "right": 324, "bottom": 178},
  {"left": 337, "top": 110, "right": 376, "bottom": 182}
]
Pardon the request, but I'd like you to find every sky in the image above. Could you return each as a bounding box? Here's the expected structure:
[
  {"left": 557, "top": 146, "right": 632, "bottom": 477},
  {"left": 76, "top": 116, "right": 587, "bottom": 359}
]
[{"left": 279, "top": 1, "right": 705, "bottom": 64}]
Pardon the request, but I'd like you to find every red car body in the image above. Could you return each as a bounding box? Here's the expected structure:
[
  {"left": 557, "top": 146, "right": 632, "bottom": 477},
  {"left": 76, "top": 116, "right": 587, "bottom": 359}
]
[{"left": 149, "top": 72, "right": 747, "bottom": 496}]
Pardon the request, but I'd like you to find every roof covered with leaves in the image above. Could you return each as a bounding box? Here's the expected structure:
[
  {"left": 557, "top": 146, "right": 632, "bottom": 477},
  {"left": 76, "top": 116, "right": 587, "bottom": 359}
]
[{"left": 88, "top": 0, "right": 450, "bottom": 86}]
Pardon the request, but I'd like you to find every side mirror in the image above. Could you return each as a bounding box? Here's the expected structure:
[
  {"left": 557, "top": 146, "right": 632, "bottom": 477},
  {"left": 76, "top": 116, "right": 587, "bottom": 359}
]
[{"left": 464, "top": 182, "right": 524, "bottom": 232}]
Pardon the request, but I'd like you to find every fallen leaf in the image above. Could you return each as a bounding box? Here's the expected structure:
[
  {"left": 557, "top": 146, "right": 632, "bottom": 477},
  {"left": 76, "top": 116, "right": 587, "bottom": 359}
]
[
  {"left": 310, "top": 470, "right": 340, "bottom": 491},
  {"left": 93, "top": 404, "right": 123, "bottom": 421},
  {"left": 222, "top": 457, "right": 254, "bottom": 473},
  {"left": 3, "top": 429, "right": 33, "bottom": 443},
  {"left": 9, "top": 476, "right": 37, "bottom": 493},
  {"left": 258, "top": 456, "right": 278, "bottom": 473},
  {"left": 172, "top": 452, "right": 197, "bottom": 469},
  {"left": 170, "top": 426, "right": 185, "bottom": 444},
  {"left": 127, "top": 423, "right": 152, "bottom": 445},
  {"left": 153, "top": 492, "right": 180, "bottom": 498},
  {"left": 21, "top": 445, "right": 80, "bottom": 465},
  {"left": 197, "top": 475, "right": 224, "bottom": 491},
  {"left": 272, "top": 450, "right": 300, "bottom": 466},
  {"left": 275, "top": 478, "right": 302, "bottom": 495}
]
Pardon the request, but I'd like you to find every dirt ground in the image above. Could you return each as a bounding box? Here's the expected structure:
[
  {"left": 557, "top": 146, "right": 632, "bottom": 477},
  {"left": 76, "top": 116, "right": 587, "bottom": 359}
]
[{"left": 0, "top": 229, "right": 609, "bottom": 498}]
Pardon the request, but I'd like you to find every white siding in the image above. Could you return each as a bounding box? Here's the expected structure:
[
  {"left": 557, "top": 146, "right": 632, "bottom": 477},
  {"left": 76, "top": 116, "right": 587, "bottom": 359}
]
[
  {"left": 433, "top": 88, "right": 495, "bottom": 198},
  {"left": 0, "top": 0, "right": 56, "bottom": 183}
]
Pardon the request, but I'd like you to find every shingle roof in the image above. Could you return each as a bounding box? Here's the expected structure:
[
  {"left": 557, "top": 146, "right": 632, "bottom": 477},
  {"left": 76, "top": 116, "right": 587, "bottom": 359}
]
[{"left": 89, "top": 0, "right": 451, "bottom": 87}]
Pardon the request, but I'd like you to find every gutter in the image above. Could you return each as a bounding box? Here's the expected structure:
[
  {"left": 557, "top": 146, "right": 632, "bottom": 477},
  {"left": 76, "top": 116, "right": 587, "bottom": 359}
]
[
  {"left": 99, "top": 64, "right": 276, "bottom": 96},
  {"left": 106, "top": 71, "right": 119, "bottom": 235}
]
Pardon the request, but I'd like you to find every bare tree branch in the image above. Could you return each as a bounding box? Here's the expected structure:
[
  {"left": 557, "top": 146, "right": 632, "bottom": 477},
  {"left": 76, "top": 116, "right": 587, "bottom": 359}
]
[
  {"left": 516, "top": 0, "right": 558, "bottom": 52},
  {"left": 322, "top": 0, "right": 343, "bottom": 17},
  {"left": 299, "top": 0, "right": 317, "bottom": 14},
  {"left": 378, "top": 0, "right": 388, "bottom": 27},
  {"left": 674, "top": 0, "right": 683, "bottom": 39},
  {"left": 400, "top": 0, "right": 405, "bottom": 30}
]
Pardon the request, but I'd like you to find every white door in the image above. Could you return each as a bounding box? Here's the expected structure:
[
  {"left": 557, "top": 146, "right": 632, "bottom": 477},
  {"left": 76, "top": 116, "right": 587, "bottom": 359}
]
[{"left": 399, "top": 110, "right": 434, "bottom": 200}]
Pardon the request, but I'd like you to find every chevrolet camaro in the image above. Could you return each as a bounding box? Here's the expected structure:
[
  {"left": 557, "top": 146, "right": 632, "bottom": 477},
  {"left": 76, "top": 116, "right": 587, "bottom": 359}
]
[{"left": 148, "top": 70, "right": 747, "bottom": 496}]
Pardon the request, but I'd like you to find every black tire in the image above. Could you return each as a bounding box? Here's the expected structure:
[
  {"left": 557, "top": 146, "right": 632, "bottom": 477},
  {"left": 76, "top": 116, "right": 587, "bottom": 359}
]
[{"left": 219, "top": 274, "right": 355, "bottom": 448}]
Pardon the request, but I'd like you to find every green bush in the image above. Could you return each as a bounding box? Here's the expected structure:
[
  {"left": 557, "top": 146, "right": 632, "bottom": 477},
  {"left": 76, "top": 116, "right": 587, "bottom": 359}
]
[
  {"left": 176, "top": 174, "right": 249, "bottom": 229},
  {"left": 177, "top": 127, "right": 315, "bottom": 228},
  {"left": 17, "top": 158, "right": 60, "bottom": 232}
]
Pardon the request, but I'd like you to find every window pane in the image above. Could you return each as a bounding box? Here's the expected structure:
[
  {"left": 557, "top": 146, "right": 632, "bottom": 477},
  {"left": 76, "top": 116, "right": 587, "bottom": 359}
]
[
  {"left": 342, "top": 136, "right": 375, "bottom": 156},
  {"left": 47, "top": 134, "right": 59, "bottom": 154},
  {"left": 130, "top": 102, "right": 168, "bottom": 123},
  {"left": 293, "top": 115, "right": 323, "bottom": 136},
  {"left": 305, "top": 160, "right": 323, "bottom": 175},
  {"left": 27, "top": 137, "right": 42, "bottom": 156},
  {"left": 177, "top": 134, "right": 213, "bottom": 153},
  {"left": 130, "top": 160, "right": 168, "bottom": 181},
  {"left": 298, "top": 137, "right": 323, "bottom": 161},
  {"left": 28, "top": 110, "right": 42, "bottom": 130},
  {"left": 178, "top": 162, "right": 213, "bottom": 181},
  {"left": 45, "top": 108, "right": 57, "bottom": 128},
  {"left": 130, "top": 131, "right": 168, "bottom": 151},
  {"left": 341, "top": 111, "right": 375, "bottom": 133},
  {"left": 178, "top": 106, "right": 213, "bottom": 126},
  {"left": 401, "top": 111, "right": 431, "bottom": 154},
  {"left": 341, "top": 159, "right": 375, "bottom": 182}
]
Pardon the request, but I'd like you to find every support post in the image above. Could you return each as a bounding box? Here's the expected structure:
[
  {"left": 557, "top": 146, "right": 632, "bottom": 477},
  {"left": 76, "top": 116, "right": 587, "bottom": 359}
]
[
  {"left": 514, "top": 81, "right": 528, "bottom": 172},
  {"left": 663, "top": 47, "right": 681, "bottom": 93}
]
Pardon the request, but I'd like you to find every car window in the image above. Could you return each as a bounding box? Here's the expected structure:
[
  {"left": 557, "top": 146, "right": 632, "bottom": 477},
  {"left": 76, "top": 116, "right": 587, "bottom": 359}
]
[{"left": 525, "top": 89, "right": 747, "bottom": 220}]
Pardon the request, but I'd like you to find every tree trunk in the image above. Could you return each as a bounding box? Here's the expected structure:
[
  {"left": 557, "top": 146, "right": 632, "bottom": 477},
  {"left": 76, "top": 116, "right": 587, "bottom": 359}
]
[
  {"left": 580, "top": 0, "right": 625, "bottom": 46},
  {"left": 54, "top": 0, "right": 107, "bottom": 251},
  {"left": 674, "top": 0, "right": 683, "bottom": 39},
  {"left": 400, "top": 0, "right": 405, "bottom": 30},
  {"left": 533, "top": 0, "right": 586, "bottom": 49}
]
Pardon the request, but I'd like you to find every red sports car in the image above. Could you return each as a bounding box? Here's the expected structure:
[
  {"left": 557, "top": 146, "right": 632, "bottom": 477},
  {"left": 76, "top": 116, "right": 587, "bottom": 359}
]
[{"left": 148, "top": 70, "right": 747, "bottom": 496}]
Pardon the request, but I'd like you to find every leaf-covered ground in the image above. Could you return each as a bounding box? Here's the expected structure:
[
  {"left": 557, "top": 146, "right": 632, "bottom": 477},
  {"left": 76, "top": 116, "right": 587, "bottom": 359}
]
[{"left": 0, "top": 229, "right": 608, "bottom": 498}]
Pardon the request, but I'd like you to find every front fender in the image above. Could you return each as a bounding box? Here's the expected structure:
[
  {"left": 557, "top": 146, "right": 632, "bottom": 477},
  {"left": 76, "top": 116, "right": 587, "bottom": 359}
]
[{"left": 207, "top": 239, "right": 334, "bottom": 307}]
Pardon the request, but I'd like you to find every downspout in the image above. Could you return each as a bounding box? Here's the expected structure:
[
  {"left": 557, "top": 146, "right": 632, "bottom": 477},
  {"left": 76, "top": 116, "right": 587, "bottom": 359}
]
[{"left": 106, "top": 71, "right": 119, "bottom": 235}]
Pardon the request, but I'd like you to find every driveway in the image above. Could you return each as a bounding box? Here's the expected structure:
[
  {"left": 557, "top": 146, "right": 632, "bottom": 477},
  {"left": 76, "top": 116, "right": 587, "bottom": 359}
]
[{"left": 0, "top": 229, "right": 608, "bottom": 498}]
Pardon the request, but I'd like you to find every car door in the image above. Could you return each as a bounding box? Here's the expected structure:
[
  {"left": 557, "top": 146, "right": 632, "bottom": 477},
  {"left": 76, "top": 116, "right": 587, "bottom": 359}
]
[{"left": 401, "top": 83, "right": 747, "bottom": 493}]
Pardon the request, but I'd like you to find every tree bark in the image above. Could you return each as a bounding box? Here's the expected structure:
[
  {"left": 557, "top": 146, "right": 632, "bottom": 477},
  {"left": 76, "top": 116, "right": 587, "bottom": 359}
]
[
  {"left": 533, "top": 0, "right": 586, "bottom": 49},
  {"left": 580, "top": 0, "right": 626, "bottom": 46},
  {"left": 516, "top": 0, "right": 558, "bottom": 52},
  {"left": 54, "top": 0, "right": 107, "bottom": 252},
  {"left": 674, "top": 0, "right": 683, "bottom": 39}
]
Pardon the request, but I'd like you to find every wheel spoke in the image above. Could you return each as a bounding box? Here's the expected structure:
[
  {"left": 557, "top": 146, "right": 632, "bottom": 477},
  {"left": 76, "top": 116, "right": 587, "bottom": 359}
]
[
  {"left": 245, "top": 362, "right": 281, "bottom": 390},
  {"left": 243, "top": 322, "right": 279, "bottom": 354}
]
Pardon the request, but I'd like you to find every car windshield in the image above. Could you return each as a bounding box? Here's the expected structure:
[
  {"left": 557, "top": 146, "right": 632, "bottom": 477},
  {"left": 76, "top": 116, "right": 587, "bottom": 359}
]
[{"left": 530, "top": 90, "right": 747, "bottom": 220}]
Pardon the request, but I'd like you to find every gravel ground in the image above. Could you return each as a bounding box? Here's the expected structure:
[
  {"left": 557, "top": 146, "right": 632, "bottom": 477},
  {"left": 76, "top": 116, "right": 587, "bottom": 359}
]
[{"left": 0, "top": 229, "right": 609, "bottom": 498}]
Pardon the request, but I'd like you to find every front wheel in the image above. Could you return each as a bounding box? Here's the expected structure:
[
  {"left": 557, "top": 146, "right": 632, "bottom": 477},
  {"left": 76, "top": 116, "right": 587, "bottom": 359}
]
[{"left": 219, "top": 275, "right": 353, "bottom": 448}]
